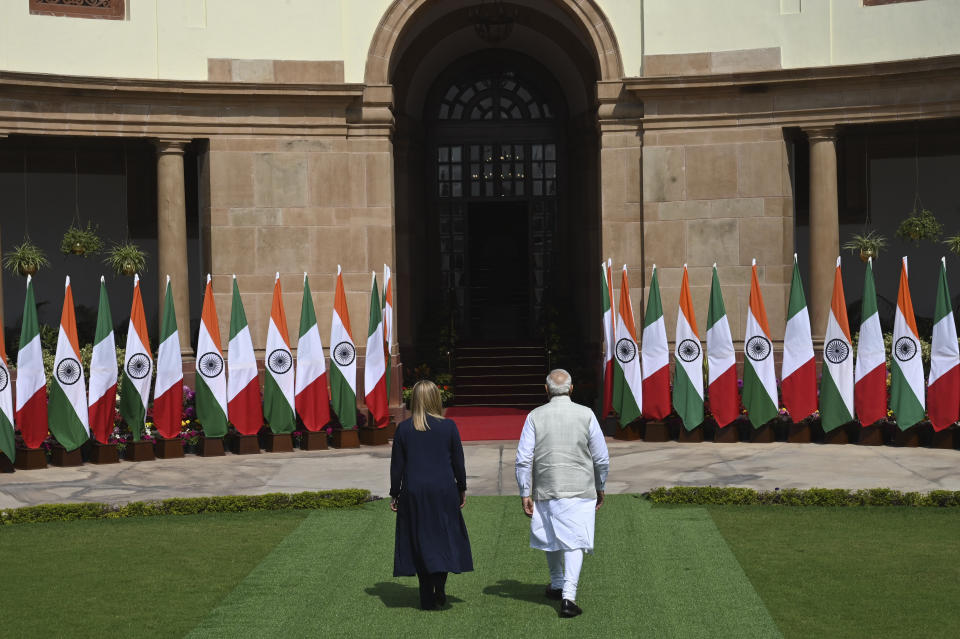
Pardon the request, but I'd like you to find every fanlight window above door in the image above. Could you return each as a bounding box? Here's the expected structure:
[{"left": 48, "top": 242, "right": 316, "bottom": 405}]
[{"left": 436, "top": 71, "right": 554, "bottom": 121}]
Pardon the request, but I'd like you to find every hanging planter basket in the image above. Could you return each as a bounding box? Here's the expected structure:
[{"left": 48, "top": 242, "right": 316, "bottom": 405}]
[
  {"left": 896, "top": 208, "right": 942, "bottom": 246},
  {"left": 944, "top": 235, "right": 960, "bottom": 258},
  {"left": 842, "top": 230, "right": 888, "bottom": 263},
  {"left": 3, "top": 240, "right": 50, "bottom": 277},
  {"left": 60, "top": 222, "right": 103, "bottom": 258},
  {"left": 103, "top": 242, "right": 148, "bottom": 277}
]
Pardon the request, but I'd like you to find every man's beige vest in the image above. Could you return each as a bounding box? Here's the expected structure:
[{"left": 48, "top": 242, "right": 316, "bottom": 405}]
[{"left": 529, "top": 395, "right": 597, "bottom": 501}]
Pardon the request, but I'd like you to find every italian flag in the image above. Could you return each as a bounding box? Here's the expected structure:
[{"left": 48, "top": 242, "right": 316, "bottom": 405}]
[
  {"left": 854, "top": 258, "right": 887, "bottom": 427},
  {"left": 295, "top": 273, "right": 331, "bottom": 430},
  {"left": 15, "top": 275, "right": 48, "bottom": 449},
  {"left": 820, "top": 257, "right": 854, "bottom": 432},
  {"left": 780, "top": 255, "right": 816, "bottom": 421},
  {"left": 742, "top": 260, "right": 778, "bottom": 428},
  {"left": 0, "top": 319, "right": 16, "bottom": 462},
  {"left": 195, "top": 275, "right": 228, "bottom": 438},
  {"left": 601, "top": 259, "right": 615, "bottom": 418},
  {"left": 672, "top": 265, "right": 704, "bottom": 430},
  {"left": 88, "top": 276, "right": 117, "bottom": 444},
  {"left": 120, "top": 274, "right": 152, "bottom": 441},
  {"left": 927, "top": 257, "right": 959, "bottom": 431},
  {"left": 612, "top": 265, "right": 642, "bottom": 426},
  {"left": 263, "top": 273, "right": 296, "bottom": 434},
  {"left": 641, "top": 265, "right": 670, "bottom": 420},
  {"left": 890, "top": 257, "right": 925, "bottom": 429},
  {"left": 48, "top": 276, "right": 90, "bottom": 451},
  {"left": 152, "top": 276, "right": 183, "bottom": 440},
  {"left": 330, "top": 266, "right": 357, "bottom": 428},
  {"left": 227, "top": 276, "right": 263, "bottom": 435},
  {"left": 383, "top": 265, "right": 393, "bottom": 405},
  {"left": 707, "top": 265, "right": 739, "bottom": 428},
  {"left": 364, "top": 272, "right": 389, "bottom": 428}
]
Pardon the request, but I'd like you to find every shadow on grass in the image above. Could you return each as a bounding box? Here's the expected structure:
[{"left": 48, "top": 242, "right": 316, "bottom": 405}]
[
  {"left": 365, "top": 582, "right": 464, "bottom": 609},
  {"left": 482, "top": 580, "right": 556, "bottom": 608}
]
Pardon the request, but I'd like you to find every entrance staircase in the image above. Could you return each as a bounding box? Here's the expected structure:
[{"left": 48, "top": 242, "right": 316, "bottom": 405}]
[{"left": 453, "top": 343, "right": 547, "bottom": 409}]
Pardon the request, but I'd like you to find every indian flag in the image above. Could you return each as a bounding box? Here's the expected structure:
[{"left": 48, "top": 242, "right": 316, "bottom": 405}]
[
  {"left": 742, "top": 260, "right": 778, "bottom": 428},
  {"left": 673, "top": 265, "right": 704, "bottom": 430},
  {"left": 854, "top": 258, "right": 887, "bottom": 427},
  {"left": 295, "top": 273, "right": 331, "bottom": 431},
  {"left": 15, "top": 275, "right": 48, "bottom": 449},
  {"left": 120, "top": 274, "right": 152, "bottom": 441},
  {"left": 48, "top": 276, "right": 90, "bottom": 451},
  {"left": 263, "top": 273, "right": 296, "bottom": 434},
  {"left": 88, "top": 276, "right": 117, "bottom": 444},
  {"left": 195, "top": 275, "right": 228, "bottom": 438},
  {"left": 330, "top": 265, "right": 357, "bottom": 428},
  {"left": 383, "top": 265, "right": 394, "bottom": 405},
  {"left": 612, "top": 265, "right": 642, "bottom": 426},
  {"left": 642, "top": 264, "right": 670, "bottom": 420},
  {"left": 227, "top": 275, "right": 263, "bottom": 435},
  {"left": 927, "top": 257, "right": 959, "bottom": 431},
  {"left": 780, "top": 254, "right": 816, "bottom": 421},
  {"left": 364, "top": 272, "right": 389, "bottom": 428},
  {"left": 890, "top": 257, "right": 925, "bottom": 429},
  {"left": 601, "top": 259, "right": 615, "bottom": 418},
  {"left": 820, "top": 257, "right": 854, "bottom": 432},
  {"left": 152, "top": 275, "right": 183, "bottom": 440},
  {"left": 707, "top": 265, "right": 739, "bottom": 428},
  {"left": 0, "top": 319, "right": 16, "bottom": 463}
]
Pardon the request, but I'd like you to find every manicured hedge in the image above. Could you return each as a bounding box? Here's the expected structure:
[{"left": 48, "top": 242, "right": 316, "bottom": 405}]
[
  {"left": 0, "top": 489, "right": 371, "bottom": 526},
  {"left": 647, "top": 486, "right": 960, "bottom": 507}
]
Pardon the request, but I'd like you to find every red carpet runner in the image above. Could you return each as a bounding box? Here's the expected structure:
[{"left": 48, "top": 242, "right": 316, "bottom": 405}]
[{"left": 445, "top": 406, "right": 528, "bottom": 441}]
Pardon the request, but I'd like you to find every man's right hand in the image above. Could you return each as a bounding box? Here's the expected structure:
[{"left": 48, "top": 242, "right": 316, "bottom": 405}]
[
  {"left": 522, "top": 496, "right": 534, "bottom": 517},
  {"left": 596, "top": 491, "right": 605, "bottom": 511}
]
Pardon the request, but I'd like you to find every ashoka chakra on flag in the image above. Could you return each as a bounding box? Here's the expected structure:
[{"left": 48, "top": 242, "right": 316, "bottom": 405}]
[
  {"left": 0, "top": 367, "right": 8, "bottom": 392},
  {"left": 824, "top": 338, "right": 850, "bottom": 364},
  {"left": 56, "top": 357, "right": 82, "bottom": 386},
  {"left": 198, "top": 352, "right": 224, "bottom": 378},
  {"left": 616, "top": 338, "right": 637, "bottom": 363},
  {"left": 267, "top": 348, "right": 293, "bottom": 374},
  {"left": 126, "top": 353, "right": 152, "bottom": 379},
  {"left": 677, "top": 339, "right": 701, "bottom": 363},
  {"left": 895, "top": 336, "right": 917, "bottom": 362},
  {"left": 333, "top": 341, "right": 356, "bottom": 367},
  {"left": 746, "top": 335, "right": 772, "bottom": 362}
]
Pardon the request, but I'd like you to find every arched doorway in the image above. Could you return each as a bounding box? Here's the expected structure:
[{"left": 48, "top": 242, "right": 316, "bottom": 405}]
[{"left": 384, "top": 0, "right": 615, "bottom": 405}]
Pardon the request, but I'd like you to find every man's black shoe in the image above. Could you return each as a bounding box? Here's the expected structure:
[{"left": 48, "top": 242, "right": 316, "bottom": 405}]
[
  {"left": 545, "top": 586, "right": 562, "bottom": 600},
  {"left": 435, "top": 590, "right": 447, "bottom": 607},
  {"left": 560, "top": 599, "right": 582, "bottom": 618}
]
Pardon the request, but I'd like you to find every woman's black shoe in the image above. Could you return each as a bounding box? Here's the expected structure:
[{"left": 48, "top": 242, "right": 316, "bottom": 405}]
[{"left": 560, "top": 599, "right": 582, "bottom": 618}]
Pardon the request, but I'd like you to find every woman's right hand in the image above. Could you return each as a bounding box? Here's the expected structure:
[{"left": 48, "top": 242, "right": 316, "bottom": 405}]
[{"left": 390, "top": 497, "right": 398, "bottom": 512}]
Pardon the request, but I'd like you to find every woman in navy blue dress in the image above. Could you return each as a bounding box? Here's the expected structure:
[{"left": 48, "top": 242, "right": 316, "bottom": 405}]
[{"left": 390, "top": 380, "right": 473, "bottom": 610}]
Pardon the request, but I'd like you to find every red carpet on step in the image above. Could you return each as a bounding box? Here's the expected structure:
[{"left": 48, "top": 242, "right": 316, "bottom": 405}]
[{"left": 445, "top": 406, "right": 529, "bottom": 441}]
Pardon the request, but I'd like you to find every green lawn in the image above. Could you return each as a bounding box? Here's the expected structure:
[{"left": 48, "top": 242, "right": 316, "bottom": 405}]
[{"left": 1, "top": 496, "right": 958, "bottom": 638}]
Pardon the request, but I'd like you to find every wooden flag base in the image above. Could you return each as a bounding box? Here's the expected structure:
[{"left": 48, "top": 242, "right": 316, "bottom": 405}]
[
  {"left": 643, "top": 421, "right": 669, "bottom": 442},
  {"left": 384, "top": 421, "right": 397, "bottom": 439},
  {"left": 823, "top": 427, "right": 849, "bottom": 445},
  {"left": 787, "top": 422, "right": 811, "bottom": 443},
  {"left": 677, "top": 426, "right": 703, "bottom": 443},
  {"left": 88, "top": 441, "right": 120, "bottom": 464},
  {"left": 359, "top": 427, "right": 389, "bottom": 446},
  {"left": 612, "top": 422, "right": 642, "bottom": 441},
  {"left": 265, "top": 432, "right": 293, "bottom": 452},
  {"left": 14, "top": 447, "right": 47, "bottom": 470},
  {"left": 857, "top": 424, "right": 884, "bottom": 446},
  {"left": 200, "top": 437, "right": 225, "bottom": 456},
  {"left": 300, "top": 431, "right": 328, "bottom": 450},
  {"left": 0, "top": 452, "right": 14, "bottom": 473},
  {"left": 125, "top": 440, "right": 156, "bottom": 462},
  {"left": 331, "top": 429, "right": 360, "bottom": 449},
  {"left": 51, "top": 446, "right": 83, "bottom": 467},
  {"left": 750, "top": 423, "right": 776, "bottom": 443},
  {"left": 893, "top": 425, "right": 921, "bottom": 447},
  {"left": 155, "top": 437, "right": 184, "bottom": 459},
  {"left": 713, "top": 425, "right": 739, "bottom": 443},
  {"left": 930, "top": 427, "right": 956, "bottom": 449},
  {"left": 229, "top": 434, "right": 261, "bottom": 455}
]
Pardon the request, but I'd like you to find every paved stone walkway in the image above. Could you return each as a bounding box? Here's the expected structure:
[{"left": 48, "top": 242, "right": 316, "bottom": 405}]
[{"left": 1, "top": 439, "right": 959, "bottom": 508}]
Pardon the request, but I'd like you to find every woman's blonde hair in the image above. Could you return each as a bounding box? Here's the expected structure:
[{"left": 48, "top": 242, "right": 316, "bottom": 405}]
[{"left": 410, "top": 380, "right": 443, "bottom": 431}]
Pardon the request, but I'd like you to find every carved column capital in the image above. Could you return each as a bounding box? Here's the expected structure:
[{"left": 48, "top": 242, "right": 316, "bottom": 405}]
[
  {"left": 153, "top": 138, "right": 190, "bottom": 155},
  {"left": 803, "top": 126, "right": 839, "bottom": 143}
]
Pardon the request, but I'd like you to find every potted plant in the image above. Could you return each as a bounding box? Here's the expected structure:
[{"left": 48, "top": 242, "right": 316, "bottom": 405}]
[
  {"left": 895, "top": 208, "right": 942, "bottom": 245},
  {"left": 103, "top": 241, "right": 147, "bottom": 276},
  {"left": 842, "top": 230, "right": 888, "bottom": 262},
  {"left": 944, "top": 234, "right": 960, "bottom": 257},
  {"left": 59, "top": 222, "right": 103, "bottom": 257},
  {"left": 3, "top": 239, "right": 50, "bottom": 276}
]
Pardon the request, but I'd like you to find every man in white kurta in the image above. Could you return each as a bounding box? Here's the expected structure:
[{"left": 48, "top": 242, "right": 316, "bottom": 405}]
[{"left": 515, "top": 369, "right": 610, "bottom": 618}]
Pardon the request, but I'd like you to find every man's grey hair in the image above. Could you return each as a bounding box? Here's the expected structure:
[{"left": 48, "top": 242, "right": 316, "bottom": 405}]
[{"left": 546, "top": 369, "right": 572, "bottom": 396}]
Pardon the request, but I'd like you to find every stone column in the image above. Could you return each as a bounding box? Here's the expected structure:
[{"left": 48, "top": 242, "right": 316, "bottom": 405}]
[
  {"left": 805, "top": 127, "right": 839, "bottom": 341},
  {"left": 154, "top": 139, "right": 192, "bottom": 355}
]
